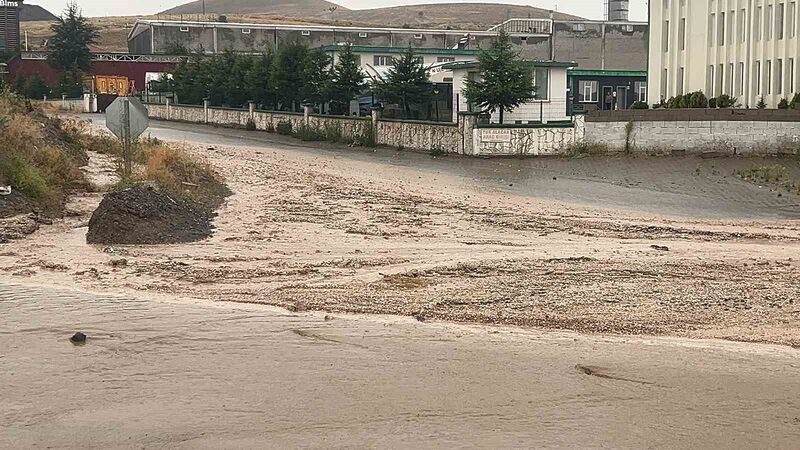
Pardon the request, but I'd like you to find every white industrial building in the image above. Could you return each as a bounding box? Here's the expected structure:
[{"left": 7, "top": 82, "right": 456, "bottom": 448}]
[{"left": 649, "top": 0, "right": 800, "bottom": 108}]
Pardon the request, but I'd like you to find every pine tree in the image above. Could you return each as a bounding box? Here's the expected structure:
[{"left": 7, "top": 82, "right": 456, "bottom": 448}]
[
  {"left": 463, "top": 30, "right": 535, "bottom": 124},
  {"left": 270, "top": 41, "right": 308, "bottom": 111},
  {"left": 757, "top": 97, "right": 767, "bottom": 109},
  {"left": 373, "top": 47, "right": 432, "bottom": 119},
  {"left": 245, "top": 51, "right": 275, "bottom": 109},
  {"left": 47, "top": 2, "right": 97, "bottom": 94},
  {"left": 328, "top": 44, "right": 366, "bottom": 115},
  {"left": 301, "top": 48, "right": 332, "bottom": 112}
]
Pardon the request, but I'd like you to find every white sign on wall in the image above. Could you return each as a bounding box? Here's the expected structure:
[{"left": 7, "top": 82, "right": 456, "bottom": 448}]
[{"left": 481, "top": 129, "right": 512, "bottom": 143}]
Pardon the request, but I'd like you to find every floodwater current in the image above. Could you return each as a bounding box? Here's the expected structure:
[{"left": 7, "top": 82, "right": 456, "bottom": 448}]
[{"left": 1, "top": 282, "right": 798, "bottom": 448}]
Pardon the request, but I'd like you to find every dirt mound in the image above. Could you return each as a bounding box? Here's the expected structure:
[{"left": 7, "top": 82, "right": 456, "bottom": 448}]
[
  {"left": 87, "top": 183, "right": 216, "bottom": 245},
  {"left": 0, "top": 190, "right": 37, "bottom": 219}
]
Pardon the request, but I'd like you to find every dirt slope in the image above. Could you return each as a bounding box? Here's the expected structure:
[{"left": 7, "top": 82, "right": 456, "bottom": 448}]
[{"left": 160, "top": 0, "right": 346, "bottom": 16}]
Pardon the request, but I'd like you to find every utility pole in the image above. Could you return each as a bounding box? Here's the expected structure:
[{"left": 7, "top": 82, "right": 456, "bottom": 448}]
[{"left": 121, "top": 98, "right": 132, "bottom": 178}]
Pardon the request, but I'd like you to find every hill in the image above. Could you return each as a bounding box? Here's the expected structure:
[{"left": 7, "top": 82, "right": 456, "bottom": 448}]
[
  {"left": 316, "top": 3, "right": 582, "bottom": 29},
  {"left": 160, "top": 0, "right": 347, "bottom": 16},
  {"left": 20, "top": 4, "right": 58, "bottom": 22}
]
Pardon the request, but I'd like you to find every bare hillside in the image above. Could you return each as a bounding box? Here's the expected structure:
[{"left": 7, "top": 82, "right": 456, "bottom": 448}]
[{"left": 160, "top": 0, "right": 346, "bottom": 16}]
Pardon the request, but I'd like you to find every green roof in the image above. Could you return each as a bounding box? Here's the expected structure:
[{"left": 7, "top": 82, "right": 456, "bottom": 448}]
[
  {"left": 318, "top": 45, "right": 481, "bottom": 56},
  {"left": 441, "top": 60, "right": 576, "bottom": 70},
  {"left": 568, "top": 69, "right": 647, "bottom": 77}
]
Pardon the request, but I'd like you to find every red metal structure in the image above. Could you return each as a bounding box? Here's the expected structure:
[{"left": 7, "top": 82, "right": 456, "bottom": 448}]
[{"left": 7, "top": 52, "right": 181, "bottom": 93}]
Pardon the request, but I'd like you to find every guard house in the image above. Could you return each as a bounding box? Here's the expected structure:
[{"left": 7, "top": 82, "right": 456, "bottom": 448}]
[
  {"left": 445, "top": 59, "right": 575, "bottom": 124},
  {"left": 0, "top": 0, "right": 22, "bottom": 51},
  {"left": 568, "top": 69, "right": 647, "bottom": 112}
]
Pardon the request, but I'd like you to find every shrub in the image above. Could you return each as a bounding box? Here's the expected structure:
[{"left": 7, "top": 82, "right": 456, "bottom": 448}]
[
  {"left": 631, "top": 101, "right": 649, "bottom": 109},
  {"left": 717, "top": 94, "right": 738, "bottom": 108},
  {"left": 352, "top": 120, "right": 376, "bottom": 147},
  {"left": 323, "top": 121, "right": 345, "bottom": 143},
  {"left": 756, "top": 97, "right": 767, "bottom": 109},
  {"left": 790, "top": 93, "right": 800, "bottom": 109},
  {"left": 778, "top": 98, "right": 790, "bottom": 109},
  {"left": 276, "top": 120, "right": 293, "bottom": 135},
  {"left": 686, "top": 91, "right": 708, "bottom": 108},
  {"left": 295, "top": 124, "right": 326, "bottom": 141},
  {"left": 139, "top": 145, "right": 228, "bottom": 209},
  {"left": 708, "top": 97, "right": 717, "bottom": 108},
  {"left": 265, "top": 121, "right": 275, "bottom": 133},
  {"left": 245, "top": 118, "right": 256, "bottom": 130},
  {"left": 566, "top": 141, "right": 610, "bottom": 156},
  {"left": 430, "top": 148, "right": 446, "bottom": 157}
]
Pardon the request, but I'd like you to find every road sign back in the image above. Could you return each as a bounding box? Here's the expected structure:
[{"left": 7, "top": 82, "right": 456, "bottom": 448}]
[{"left": 106, "top": 97, "right": 150, "bottom": 141}]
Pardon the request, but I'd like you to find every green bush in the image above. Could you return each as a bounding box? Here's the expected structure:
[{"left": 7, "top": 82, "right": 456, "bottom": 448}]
[
  {"left": 15, "top": 75, "right": 51, "bottom": 100},
  {"left": 756, "top": 97, "right": 767, "bottom": 109},
  {"left": 295, "top": 124, "right": 326, "bottom": 141},
  {"left": 245, "top": 118, "right": 256, "bottom": 130},
  {"left": 3, "top": 157, "right": 48, "bottom": 199},
  {"left": 708, "top": 97, "right": 717, "bottom": 108},
  {"left": 430, "top": 148, "right": 446, "bottom": 157},
  {"left": 631, "top": 101, "right": 649, "bottom": 109},
  {"left": 790, "top": 93, "right": 800, "bottom": 109},
  {"left": 686, "top": 91, "right": 708, "bottom": 108},
  {"left": 778, "top": 98, "right": 790, "bottom": 109},
  {"left": 322, "top": 121, "right": 344, "bottom": 143},
  {"left": 276, "top": 120, "right": 293, "bottom": 135},
  {"left": 717, "top": 94, "right": 738, "bottom": 108}
]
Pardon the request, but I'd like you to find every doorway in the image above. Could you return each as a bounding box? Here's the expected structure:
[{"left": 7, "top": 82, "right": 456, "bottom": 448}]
[
  {"left": 616, "top": 86, "right": 628, "bottom": 110},
  {"left": 602, "top": 86, "right": 614, "bottom": 110}
]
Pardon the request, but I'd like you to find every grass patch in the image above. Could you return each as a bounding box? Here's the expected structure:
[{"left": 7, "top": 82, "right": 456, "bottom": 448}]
[
  {"left": 736, "top": 165, "right": 787, "bottom": 183},
  {"left": 566, "top": 141, "right": 610, "bottom": 157}
]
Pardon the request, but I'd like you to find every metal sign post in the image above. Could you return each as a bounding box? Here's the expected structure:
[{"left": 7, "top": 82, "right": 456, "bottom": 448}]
[{"left": 106, "top": 97, "right": 149, "bottom": 179}]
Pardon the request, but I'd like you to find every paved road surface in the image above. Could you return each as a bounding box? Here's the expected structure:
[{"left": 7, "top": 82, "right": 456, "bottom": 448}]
[{"left": 1, "top": 283, "right": 798, "bottom": 448}]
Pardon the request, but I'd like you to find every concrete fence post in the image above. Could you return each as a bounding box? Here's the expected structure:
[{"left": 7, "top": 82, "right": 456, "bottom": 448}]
[
  {"left": 458, "top": 112, "right": 479, "bottom": 155},
  {"left": 166, "top": 98, "right": 172, "bottom": 120},
  {"left": 203, "top": 98, "right": 210, "bottom": 124},
  {"left": 248, "top": 100, "right": 256, "bottom": 120},
  {"left": 61, "top": 94, "right": 67, "bottom": 110},
  {"left": 91, "top": 94, "right": 98, "bottom": 113},
  {"left": 302, "top": 103, "right": 313, "bottom": 127},
  {"left": 370, "top": 106, "right": 382, "bottom": 143},
  {"left": 83, "top": 93, "right": 91, "bottom": 113}
]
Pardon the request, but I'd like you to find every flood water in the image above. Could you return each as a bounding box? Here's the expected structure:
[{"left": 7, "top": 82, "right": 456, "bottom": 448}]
[{"left": 1, "top": 282, "right": 798, "bottom": 448}]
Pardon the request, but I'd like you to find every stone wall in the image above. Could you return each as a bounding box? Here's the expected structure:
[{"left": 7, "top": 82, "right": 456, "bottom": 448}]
[
  {"left": 584, "top": 110, "right": 800, "bottom": 154},
  {"left": 473, "top": 122, "right": 579, "bottom": 156},
  {"left": 377, "top": 119, "right": 461, "bottom": 153}
]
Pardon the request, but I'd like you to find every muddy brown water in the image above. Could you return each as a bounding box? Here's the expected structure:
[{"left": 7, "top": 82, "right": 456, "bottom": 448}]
[
  {"left": 2, "top": 282, "right": 799, "bottom": 448},
  {"left": 76, "top": 114, "right": 800, "bottom": 221}
]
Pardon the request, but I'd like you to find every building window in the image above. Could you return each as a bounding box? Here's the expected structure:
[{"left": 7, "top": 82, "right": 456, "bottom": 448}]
[
  {"left": 728, "top": 63, "right": 735, "bottom": 94},
  {"left": 662, "top": 69, "right": 668, "bottom": 99},
  {"left": 679, "top": 18, "right": 686, "bottom": 50},
  {"left": 707, "top": 65, "right": 715, "bottom": 95},
  {"left": 790, "top": 2, "right": 797, "bottom": 38},
  {"left": 728, "top": 10, "right": 735, "bottom": 45},
  {"left": 579, "top": 80, "right": 599, "bottom": 102},
  {"left": 777, "top": 59, "right": 784, "bottom": 94},
  {"left": 573, "top": 23, "right": 586, "bottom": 32},
  {"left": 738, "top": 62, "right": 745, "bottom": 96},
  {"left": 755, "top": 7, "right": 762, "bottom": 41},
  {"left": 663, "top": 20, "right": 670, "bottom": 52},
  {"left": 719, "top": 12, "right": 726, "bottom": 46},
  {"left": 533, "top": 68, "right": 549, "bottom": 100},
  {"left": 414, "top": 33, "right": 423, "bottom": 39},
  {"left": 373, "top": 55, "right": 392, "bottom": 66},
  {"left": 359, "top": 32, "right": 368, "bottom": 38},
  {"left": 778, "top": 3, "right": 785, "bottom": 39},
  {"left": 301, "top": 30, "right": 311, "bottom": 36},
  {"left": 717, "top": 64, "right": 724, "bottom": 97},
  {"left": 739, "top": 9, "right": 746, "bottom": 43},
  {"left": 709, "top": 13, "right": 716, "bottom": 46},
  {"left": 789, "top": 58, "right": 795, "bottom": 93},
  {"left": 241, "top": 28, "right": 251, "bottom": 34},
  {"left": 179, "top": 26, "right": 190, "bottom": 32},
  {"left": 767, "top": 60, "right": 772, "bottom": 94},
  {"left": 436, "top": 56, "right": 455, "bottom": 63},
  {"left": 768, "top": 4, "right": 774, "bottom": 39},
  {"left": 678, "top": 67, "right": 685, "bottom": 95},
  {"left": 634, "top": 81, "right": 647, "bottom": 102},
  {"left": 755, "top": 60, "right": 762, "bottom": 95}
]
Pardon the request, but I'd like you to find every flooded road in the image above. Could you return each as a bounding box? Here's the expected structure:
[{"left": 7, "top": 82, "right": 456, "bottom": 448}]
[
  {"left": 80, "top": 114, "right": 800, "bottom": 220},
  {"left": 2, "top": 282, "right": 798, "bottom": 448}
]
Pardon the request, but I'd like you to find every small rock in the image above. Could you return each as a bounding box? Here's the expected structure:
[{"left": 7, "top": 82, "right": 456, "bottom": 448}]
[
  {"left": 324, "top": 315, "right": 333, "bottom": 321},
  {"left": 650, "top": 245, "right": 670, "bottom": 252},
  {"left": 109, "top": 258, "right": 128, "bottom": 268},
  {"left": 553, "top": 177, "right": 557, "bottom": 180},
  {"left": 70, "top": 332, "right": 87, "bottom": 345},
  {"left": 413, "top": 314, "right": 426, "bottom": 322}
]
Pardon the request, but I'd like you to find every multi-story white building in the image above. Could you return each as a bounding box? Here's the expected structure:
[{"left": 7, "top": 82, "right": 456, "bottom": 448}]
[{"left": 649, "top": 0, "right": 800, "bottom": 108}]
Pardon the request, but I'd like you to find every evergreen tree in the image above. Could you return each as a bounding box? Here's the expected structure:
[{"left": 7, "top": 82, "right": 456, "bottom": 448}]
[
  {"left": 245, "top": 51, "right": 275, "bottom": 109},
  {"left": 463, "top": 30, "right": 535, "bottom": 124},
  {"left": 47, "top": 2, "right": 97, "bottom": 95},
  {"left": 301, "top": 48, "right": 332, "bottom": 112},
  {"left": 373, "top": 47, "right": 432, "bottom": 118},
  {"left": 270, "top": 41, "right": 308, "bottom": 111},
  {"left": 328, "top": 44, "right": 366, "bottom": 115}
]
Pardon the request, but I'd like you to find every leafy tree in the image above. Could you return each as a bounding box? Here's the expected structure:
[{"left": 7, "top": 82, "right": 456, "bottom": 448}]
[
  {"left": 15, "top": 75, "right": 51, "bottom": 99},
  {"left": 373, "top": 47, "right": 432, "bottom": 118},
  {"left": 270, "top": 41, "right": 308, "bottom": 111},
  {"left": 463, "top": 30, "right": 535, "bottom": 124},
  {"left": 47, "top": 3, "right": 97, "bottom": 79},
  {"left": 328, "top": 44, "right": 366, "bottom": 115},
  {"left": 301, "top": 48, "right": 332, "bottom": 111}
]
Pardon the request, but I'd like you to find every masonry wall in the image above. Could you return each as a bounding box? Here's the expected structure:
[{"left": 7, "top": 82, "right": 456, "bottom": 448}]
[
  {"left": 473, "top": 117, "right": 583, "bottom": 156},
  {"left": 377, "top": 119, "right": 461, "bottom": 153},
  {"left": 584, "top": 110, "right": 800, "bottom": 154}
]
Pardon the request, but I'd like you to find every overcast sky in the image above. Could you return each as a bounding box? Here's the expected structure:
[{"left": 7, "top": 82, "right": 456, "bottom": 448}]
[{"left": 33, "top": 0, "right": 648, "bottom": 21}]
